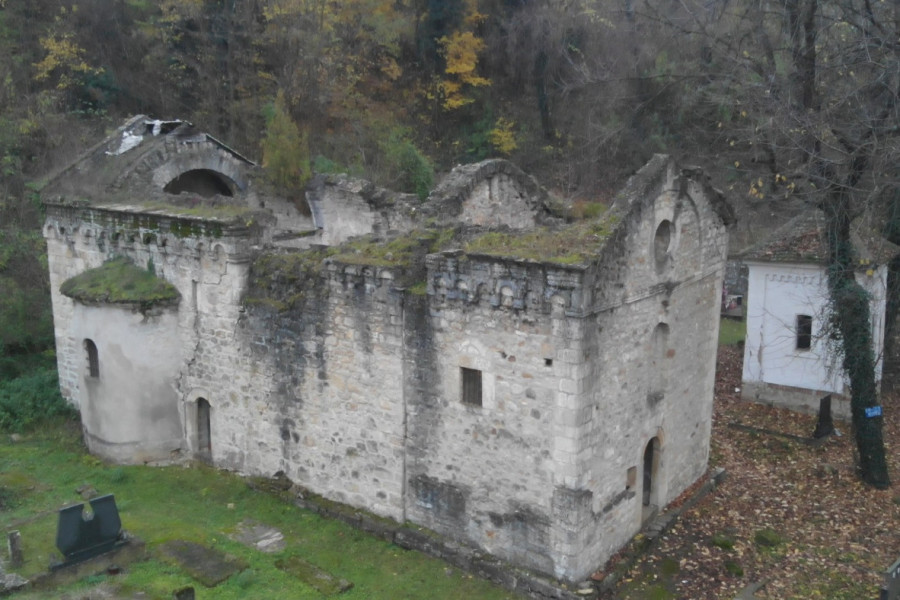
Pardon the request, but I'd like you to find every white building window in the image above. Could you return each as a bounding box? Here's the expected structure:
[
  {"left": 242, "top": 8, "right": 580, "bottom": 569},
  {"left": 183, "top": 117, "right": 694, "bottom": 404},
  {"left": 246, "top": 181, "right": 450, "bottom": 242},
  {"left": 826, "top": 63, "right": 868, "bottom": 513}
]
[{"left": 796, "top": 314, "right": 812, "bottom": 350}]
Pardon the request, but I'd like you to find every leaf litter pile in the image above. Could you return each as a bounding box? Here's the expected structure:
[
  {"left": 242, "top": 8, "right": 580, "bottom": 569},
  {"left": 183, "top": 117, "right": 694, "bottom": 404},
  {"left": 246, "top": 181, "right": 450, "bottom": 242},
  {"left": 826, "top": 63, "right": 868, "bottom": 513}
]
[{"left": 604, "top": 346, "right": 900, "bottom": 599}]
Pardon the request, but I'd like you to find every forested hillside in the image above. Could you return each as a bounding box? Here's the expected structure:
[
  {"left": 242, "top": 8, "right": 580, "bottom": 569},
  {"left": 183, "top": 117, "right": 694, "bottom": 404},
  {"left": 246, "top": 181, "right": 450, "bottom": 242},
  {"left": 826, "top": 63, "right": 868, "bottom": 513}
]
[{"left": 4, "top": 1, "right": 900, "bottom": 481}]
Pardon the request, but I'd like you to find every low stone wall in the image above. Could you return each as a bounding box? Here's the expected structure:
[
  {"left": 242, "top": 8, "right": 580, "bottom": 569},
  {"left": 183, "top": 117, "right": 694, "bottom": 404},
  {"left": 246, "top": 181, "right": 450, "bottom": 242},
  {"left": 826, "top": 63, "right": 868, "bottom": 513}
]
[{"left": 741, "top": 381, "right": 851, "bottom": 420}]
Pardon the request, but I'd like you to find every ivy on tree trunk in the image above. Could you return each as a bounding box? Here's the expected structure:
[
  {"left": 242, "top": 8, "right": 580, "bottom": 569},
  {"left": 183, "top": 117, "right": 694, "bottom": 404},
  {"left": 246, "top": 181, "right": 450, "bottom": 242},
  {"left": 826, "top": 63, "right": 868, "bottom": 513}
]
[{"left": 824, "top": 194, "right": 890, "bottom": 489}]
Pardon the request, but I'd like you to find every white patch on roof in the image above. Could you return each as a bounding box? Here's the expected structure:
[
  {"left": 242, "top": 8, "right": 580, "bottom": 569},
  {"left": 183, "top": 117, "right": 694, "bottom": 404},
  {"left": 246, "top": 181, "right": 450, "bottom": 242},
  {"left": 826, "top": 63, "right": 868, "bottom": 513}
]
[
  {"left": 106, "top": 131, "right": 144, "bottom": 156},
  {"left": 147, "top": 119, "right": 164, "bottom": 136}
]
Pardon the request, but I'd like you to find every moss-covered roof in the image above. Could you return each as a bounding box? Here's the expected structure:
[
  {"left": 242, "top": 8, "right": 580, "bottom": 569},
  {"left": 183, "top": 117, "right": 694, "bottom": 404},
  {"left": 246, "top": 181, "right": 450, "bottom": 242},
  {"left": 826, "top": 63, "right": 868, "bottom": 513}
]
[
  {"left": 60, "top": 257, "right": 181, "bottom": 307},
  {"left": 463, "top": 212, "right": 620, "bottom": 265}
]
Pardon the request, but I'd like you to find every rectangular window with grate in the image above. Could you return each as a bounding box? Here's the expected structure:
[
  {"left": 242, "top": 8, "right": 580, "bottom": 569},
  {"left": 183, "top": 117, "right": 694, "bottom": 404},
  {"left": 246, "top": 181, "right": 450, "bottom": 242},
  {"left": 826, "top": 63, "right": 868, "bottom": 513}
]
[{"left": 461, "top": 367, "right": 482, "bottom": 407}]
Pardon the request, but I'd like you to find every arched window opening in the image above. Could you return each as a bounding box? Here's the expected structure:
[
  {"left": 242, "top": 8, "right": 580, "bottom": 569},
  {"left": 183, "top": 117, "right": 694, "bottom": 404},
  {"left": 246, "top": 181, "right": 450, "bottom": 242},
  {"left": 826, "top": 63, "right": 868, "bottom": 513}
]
[
  {"left": 653, "top": 220, "right": 674, "bottom": 273},
  {"left": 164, "top": 169, "right": 234, "bottom": 198},
  {"left": 197, "top": 398, "right": 211, "bottom": 458},
  {"left": 84, "top": 339, "right": 99, "bottom": 378},
  {"left": 643, "top": 437, "right": 660, "bottom": 508},
  {"left": 648, "top": 323, "right": 670, "bottom": 403}
]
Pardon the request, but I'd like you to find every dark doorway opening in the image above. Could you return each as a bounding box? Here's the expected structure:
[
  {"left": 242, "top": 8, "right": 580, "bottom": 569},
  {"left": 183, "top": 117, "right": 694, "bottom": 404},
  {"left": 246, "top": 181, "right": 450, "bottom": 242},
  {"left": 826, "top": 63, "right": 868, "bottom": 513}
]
[
  {"left": 643, "top": 443, "right": 653, "bottom": 506},
  {"left": 197, "top": 398, "right": 211, "bottom": 459},
  {"left": 643, "top": 437, "right": 659, "bottom": 508}
]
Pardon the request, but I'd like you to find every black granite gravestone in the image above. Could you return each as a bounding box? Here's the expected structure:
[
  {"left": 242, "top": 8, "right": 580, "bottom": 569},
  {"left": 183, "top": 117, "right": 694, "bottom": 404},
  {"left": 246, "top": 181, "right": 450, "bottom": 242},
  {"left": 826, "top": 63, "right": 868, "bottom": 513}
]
[{"left": 53, "top": 494, "right": 125, "bottom": 569}]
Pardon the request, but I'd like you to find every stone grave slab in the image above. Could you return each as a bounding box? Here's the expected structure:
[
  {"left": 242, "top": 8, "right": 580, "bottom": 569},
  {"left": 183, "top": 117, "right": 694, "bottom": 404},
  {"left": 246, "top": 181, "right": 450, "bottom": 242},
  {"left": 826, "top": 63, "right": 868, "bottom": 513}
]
[
  {"left": 231, "top": 521, "right": 285, "bottom": 554},
  {"left": 157, "top": 540, "right": 247, "bottom": 587},
  {"left": 275, "top": 556, "right": 353, "bottom": 595}
]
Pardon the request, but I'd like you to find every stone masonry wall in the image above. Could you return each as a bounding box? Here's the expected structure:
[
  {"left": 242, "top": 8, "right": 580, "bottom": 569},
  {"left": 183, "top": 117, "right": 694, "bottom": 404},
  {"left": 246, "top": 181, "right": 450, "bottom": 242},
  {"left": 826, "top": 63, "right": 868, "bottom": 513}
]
[
  {"left": 45, "top": 154, "right": 729, "bottom": 585},
  {"left": 406, "top": 252, "right": 587, "bottom": 575},
  {"left": 544, "top": 160, "right": 729, "bottom": 580},
  {"left": 44, "top": 204, "right": 255, "bottom": 462},
  {"left": 457, "top": 174, "right": 539, "bottom": 228},
  {"left": 210, "top": 261, "right": 409, "bottom": 520}
]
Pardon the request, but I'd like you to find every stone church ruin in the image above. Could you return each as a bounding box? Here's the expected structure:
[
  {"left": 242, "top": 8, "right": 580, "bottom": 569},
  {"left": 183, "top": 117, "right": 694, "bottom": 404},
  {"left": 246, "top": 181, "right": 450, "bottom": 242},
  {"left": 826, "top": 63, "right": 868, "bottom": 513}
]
[{"left": 42, "top": 115, "right": 733, "bottom": 582}]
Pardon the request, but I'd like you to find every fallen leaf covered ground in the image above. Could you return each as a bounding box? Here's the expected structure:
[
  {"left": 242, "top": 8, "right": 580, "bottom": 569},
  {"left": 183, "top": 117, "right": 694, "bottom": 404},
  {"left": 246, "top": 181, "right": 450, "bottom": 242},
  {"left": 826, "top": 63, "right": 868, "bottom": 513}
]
[{"left": 604, "top": 345, "right": 900, "bottom": 600}]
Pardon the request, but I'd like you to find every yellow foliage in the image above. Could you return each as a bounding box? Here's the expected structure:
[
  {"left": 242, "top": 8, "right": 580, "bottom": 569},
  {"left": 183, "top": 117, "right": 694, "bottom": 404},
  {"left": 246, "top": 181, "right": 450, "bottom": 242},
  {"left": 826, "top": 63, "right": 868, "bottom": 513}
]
[
  {"left": 489, "top": 118, "right": 518, "bottom": 155},
  {"left": 439, "top": 79, "right": 471, "bottom": 109},
  {"left": 441, "top": 32, "right": 485, "bottom": 80},
  {"left": 463, "top": 0, "right": 486, "bottom": 26},
  {"left": 381, "top": 57, "right": 402, "bottom": 81},
  {"left": 438, "top": 31, "right": 490, "bottom": 110},
  {"left": 33, "top": 34, "right": 102, "bottom": 90}
]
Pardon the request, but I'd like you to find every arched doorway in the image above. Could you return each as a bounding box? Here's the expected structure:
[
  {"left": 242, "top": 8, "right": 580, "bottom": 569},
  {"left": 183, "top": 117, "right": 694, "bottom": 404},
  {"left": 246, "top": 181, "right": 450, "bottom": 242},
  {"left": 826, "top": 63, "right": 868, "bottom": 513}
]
[
  {"left": 197, "top": 398, "right": 211, "bottom": 460},
  {"left": 642, "top": 437, "right": 661, "bottom": 521}
]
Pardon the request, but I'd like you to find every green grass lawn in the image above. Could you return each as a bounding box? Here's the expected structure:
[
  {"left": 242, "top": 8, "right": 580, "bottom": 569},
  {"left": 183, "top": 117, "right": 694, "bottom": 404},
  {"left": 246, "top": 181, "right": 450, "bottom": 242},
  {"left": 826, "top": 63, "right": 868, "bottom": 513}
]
[
  {"left": 1, "top": 420, "right": 518, "bottom": 599},
  {"left": 718, "top": 317, "right": 746, "bottom": 346}
]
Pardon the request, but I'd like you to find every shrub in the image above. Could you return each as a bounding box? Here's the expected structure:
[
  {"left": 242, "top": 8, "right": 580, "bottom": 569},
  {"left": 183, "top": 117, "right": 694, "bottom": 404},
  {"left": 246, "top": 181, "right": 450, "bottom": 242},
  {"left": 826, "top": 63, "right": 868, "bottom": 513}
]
[
  {"left": 383, "top": 131, "right": 434, "bottom": 201},
  {"left": 0, "top": 366, "right": 77, "bottom": 433},
  {"left": 261, "top": 90, "right": 311, "bottom": 194}
]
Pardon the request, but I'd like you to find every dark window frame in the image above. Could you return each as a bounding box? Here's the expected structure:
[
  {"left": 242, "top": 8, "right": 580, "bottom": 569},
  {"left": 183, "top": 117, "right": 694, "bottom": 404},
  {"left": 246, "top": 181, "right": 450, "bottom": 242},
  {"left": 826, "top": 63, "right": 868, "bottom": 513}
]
[
  {"left": 84, "top": 339, "right": 99, "bottom": 378},
  {"left": 796, "top": 314, "right": 813, "bottom": 350},
  {"left": 461, "top": 367, "right": 483, "bottom": 407}
]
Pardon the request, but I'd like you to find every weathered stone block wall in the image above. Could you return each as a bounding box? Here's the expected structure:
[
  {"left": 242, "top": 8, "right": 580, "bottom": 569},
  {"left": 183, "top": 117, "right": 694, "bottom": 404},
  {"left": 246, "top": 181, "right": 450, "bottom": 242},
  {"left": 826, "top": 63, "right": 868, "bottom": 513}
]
[
  {"left": 458, "top": 175, "right": 538, "bottom": 228},
  {"left": 407, "top": 253, "right": 587, "bottom": 575},
  {"left": 548, "top": 162, "right": 728, "bottom": 580},
  {"left": 305, "top": 175, "right": 418, "bottom": 246},
  {"left": 44, "top": 205, "right": 254, "bottom": 463},
  {"left": 424, "top": 159, "right": 550, "bottom": 228},
  {"left": 288, "top": 265, "right": 407, "bottom": 518},
  {"left": 210, "top": 262, "right": 409, "bottom": 520}
]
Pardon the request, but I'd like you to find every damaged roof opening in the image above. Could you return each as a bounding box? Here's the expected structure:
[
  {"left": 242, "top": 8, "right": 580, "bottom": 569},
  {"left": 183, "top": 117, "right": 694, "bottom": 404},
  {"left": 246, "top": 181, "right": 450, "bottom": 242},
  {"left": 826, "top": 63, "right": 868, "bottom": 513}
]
[{"left": 164, "top": 169, "right": 235, "bottom": 198}]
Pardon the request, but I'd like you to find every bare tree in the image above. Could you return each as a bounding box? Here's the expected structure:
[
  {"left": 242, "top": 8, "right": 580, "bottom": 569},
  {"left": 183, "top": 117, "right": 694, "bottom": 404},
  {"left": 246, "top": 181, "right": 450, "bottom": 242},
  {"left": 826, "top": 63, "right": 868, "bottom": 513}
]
[{"left": 639, "top": 0, "right": 898, "bottom": 487}]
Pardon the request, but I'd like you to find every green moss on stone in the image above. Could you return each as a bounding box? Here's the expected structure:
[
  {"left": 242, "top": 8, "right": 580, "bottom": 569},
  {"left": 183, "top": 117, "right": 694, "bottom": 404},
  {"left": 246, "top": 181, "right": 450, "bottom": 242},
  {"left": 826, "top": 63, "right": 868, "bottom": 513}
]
[
  {"left": 407, "top": 281, "right": 427, "bottom": 296},
  {"left": 59, "top": 257, "right": 180, "bottom": 307},
  {"left": 465, "top": 214, "right": 620, "bottom": 264},
  {"left": 244, "top": 247, "right": 338, "bottom": 312},
  {"left": 330, "top": 228, "right": 458, "bottom": 267}
]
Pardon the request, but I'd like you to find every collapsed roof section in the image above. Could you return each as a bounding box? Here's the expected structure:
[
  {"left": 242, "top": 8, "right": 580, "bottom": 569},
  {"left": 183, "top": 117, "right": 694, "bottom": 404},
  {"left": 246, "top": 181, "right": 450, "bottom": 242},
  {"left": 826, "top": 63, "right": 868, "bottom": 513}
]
[{"left": 41, "top": 115, "right": 257, "bottom": 215}]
